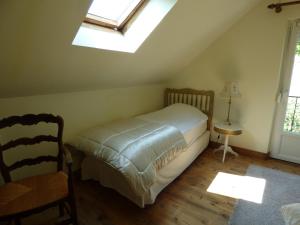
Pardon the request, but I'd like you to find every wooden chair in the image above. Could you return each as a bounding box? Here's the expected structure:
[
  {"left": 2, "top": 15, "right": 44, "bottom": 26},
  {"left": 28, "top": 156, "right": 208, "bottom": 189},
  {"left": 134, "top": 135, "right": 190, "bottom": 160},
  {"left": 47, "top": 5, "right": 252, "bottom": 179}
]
[{"left": 0, "top": 114, "right": 78, "bottom": 225}]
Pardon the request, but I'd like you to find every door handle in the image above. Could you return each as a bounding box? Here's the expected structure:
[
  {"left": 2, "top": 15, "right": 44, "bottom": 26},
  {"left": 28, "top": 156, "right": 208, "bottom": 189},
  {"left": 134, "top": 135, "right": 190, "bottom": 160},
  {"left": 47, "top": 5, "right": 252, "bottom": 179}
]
[
  {"left": 277, "top": 92, "right": 282, "bottom": 103},
  {"left": 277, "top": 91, "right": 289, "bottom": 103}
]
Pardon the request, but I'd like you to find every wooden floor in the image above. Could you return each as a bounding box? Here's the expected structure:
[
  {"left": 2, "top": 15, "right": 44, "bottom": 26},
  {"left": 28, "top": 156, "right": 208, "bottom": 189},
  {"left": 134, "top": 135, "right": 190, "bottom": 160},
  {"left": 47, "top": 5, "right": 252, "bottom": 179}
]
[{"left": 14, "top": 148, "right": 300, "bottom": 225}]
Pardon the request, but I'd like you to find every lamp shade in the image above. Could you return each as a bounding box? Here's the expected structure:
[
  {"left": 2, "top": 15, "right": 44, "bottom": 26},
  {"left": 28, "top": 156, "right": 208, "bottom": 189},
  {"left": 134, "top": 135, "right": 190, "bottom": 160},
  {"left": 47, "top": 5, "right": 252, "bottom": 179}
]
[{"left": 220, "top": 82, "right": 241, "bottom": 98}]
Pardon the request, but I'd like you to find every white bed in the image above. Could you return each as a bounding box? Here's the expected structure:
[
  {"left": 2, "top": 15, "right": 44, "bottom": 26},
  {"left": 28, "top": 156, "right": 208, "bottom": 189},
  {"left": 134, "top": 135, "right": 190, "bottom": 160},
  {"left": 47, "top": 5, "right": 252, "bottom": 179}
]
[{"left": 69, "top": 88, "right": 214, "bottom": 207}]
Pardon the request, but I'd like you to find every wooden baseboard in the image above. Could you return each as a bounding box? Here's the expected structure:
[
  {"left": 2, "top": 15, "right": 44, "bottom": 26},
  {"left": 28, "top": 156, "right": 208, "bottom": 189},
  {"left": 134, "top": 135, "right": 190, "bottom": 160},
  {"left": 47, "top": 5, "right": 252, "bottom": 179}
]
[{"left": 209, "top": 141, "right": 269, "bottom": 160}]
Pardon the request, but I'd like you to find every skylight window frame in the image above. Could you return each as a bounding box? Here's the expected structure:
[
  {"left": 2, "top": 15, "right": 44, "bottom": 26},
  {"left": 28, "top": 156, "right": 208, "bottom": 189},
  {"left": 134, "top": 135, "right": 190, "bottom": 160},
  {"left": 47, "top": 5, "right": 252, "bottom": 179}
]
[
  {"left": 73, "top": 0, "right": 178, "bottom": 53},
  {"left": 84, "top": 0, "right": 146, "bottom": 31}
]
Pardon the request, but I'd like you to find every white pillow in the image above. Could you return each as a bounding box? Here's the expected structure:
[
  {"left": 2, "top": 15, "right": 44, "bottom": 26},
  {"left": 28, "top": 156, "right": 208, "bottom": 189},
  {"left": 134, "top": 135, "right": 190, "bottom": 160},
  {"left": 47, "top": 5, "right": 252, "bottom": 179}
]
[
  {"left": 281, "top": 203, "right": 300, "bottom": 225},
  {"left": 162, "top": 103, "right": 208, "bottom": 121},
  {"left": 137, "top": 103, "right": 208, "bottom": 132}
]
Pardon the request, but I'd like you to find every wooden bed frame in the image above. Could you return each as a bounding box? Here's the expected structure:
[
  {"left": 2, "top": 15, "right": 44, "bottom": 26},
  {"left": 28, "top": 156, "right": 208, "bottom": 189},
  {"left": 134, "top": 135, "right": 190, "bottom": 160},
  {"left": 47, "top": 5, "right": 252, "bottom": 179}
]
[{"left": 164, "top": 88, "right": 214, "bottom": 130}]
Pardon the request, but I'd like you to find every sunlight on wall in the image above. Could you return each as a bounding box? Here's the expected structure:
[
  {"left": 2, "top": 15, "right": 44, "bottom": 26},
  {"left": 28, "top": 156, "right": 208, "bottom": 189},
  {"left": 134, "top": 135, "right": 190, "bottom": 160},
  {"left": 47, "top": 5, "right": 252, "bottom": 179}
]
[{"left": 207, "top": 172, "right": 266, "bottom": 204}]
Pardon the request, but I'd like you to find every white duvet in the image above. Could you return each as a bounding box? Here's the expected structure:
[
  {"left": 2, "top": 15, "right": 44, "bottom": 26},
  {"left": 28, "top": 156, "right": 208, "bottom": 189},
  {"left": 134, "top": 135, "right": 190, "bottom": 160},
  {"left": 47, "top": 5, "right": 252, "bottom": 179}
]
[
  {"left": 138, "top": 103, "right": 208, "bottom": 144},
  {"left": 69, "top": 104, "right": 208, "bottom": 196}
]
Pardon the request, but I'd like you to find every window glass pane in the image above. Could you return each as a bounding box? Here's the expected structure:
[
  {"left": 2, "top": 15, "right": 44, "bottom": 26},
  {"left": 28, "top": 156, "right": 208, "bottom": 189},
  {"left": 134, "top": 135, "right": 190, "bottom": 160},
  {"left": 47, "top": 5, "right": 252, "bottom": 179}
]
[
  {"left": 284, "top": 42, "right": 300, "bottom": 133},
  {"left": 289, "top": 42, "right": 300, "bottom": 97},
  {"left": 88, "top": 0, "right": 142, "bottom": 24}
]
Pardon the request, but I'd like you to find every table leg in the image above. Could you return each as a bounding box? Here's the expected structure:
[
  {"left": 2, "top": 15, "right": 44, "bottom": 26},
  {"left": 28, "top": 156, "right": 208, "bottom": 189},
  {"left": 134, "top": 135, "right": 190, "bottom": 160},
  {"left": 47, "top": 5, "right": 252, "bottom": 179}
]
[
  {"left": 213, "top": 145, "right": 225, "bottom": 153},
  {"left": 226, "top": 146, "right": 239, "bottom": 156},
  {"left": 222, "top": 134, "right": 229, "bottom": 163},
  {"left": 214, "top": 135, "right": 239, "bottom": 162},
  {"left": 221, "top": 134, "right": 239, "bottom": 162}
]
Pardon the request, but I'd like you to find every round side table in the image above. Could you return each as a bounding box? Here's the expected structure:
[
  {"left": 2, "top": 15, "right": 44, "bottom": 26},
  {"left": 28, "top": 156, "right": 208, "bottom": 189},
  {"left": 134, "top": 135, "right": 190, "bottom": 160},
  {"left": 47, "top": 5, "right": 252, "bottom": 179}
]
[{"left": 214, "top": 122, "right": 242, "bottom": 163}]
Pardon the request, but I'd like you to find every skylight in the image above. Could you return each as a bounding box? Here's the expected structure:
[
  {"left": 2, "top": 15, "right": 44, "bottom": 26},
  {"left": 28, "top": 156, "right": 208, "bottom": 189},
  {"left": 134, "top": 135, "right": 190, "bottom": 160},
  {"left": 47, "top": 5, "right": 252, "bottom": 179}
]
[
  {"left": 73, "top": 0, "right": 177, "bottom": 53},
  {"left": 85, "top": 0, "right": 144, "bottom": 30}
]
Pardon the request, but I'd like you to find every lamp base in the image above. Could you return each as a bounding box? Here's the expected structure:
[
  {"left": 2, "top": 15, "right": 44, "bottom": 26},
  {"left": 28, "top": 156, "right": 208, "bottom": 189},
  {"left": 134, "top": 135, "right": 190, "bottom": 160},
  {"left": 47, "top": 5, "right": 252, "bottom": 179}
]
[
  {"left": 225, "top": 96, "right": 232, "bottom": 126},
  {"left": 224, "top": 120, "right": 232, "bottom": 126}
]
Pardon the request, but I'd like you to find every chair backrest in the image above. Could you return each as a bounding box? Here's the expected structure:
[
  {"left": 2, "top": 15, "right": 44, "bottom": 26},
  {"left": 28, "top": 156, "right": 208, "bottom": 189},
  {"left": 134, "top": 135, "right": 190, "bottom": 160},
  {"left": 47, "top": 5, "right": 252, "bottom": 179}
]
[{"left": 0, "top": 114, "right": 64, "bottom": 183}]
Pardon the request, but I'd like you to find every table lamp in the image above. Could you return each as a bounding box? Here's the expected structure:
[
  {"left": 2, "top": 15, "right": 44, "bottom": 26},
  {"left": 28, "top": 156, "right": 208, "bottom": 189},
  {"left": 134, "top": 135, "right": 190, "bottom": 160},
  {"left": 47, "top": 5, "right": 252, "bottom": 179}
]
[{"left": 220, "top": 82, "right": 241, "bottom": 125}]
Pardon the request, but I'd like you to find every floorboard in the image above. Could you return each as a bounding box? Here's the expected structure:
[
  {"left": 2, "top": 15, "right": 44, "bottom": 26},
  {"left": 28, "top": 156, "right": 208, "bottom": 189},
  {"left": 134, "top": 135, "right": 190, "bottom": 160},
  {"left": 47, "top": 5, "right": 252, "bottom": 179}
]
[{"left": 6, "top": 148, "right": 300, "bottom": 225}]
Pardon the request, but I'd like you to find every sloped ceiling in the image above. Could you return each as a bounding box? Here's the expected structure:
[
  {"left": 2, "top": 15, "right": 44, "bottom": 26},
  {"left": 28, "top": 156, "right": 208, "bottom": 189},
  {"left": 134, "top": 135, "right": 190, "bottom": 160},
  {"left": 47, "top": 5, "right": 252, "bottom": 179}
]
[{"left": 0, "top": 0, "right": 262, "bottom": 98}]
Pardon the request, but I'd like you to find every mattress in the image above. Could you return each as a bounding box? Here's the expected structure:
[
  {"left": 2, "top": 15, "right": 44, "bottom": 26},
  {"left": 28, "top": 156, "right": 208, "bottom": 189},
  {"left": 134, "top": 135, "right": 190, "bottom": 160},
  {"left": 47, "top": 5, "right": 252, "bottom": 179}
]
[
  {"left": 183, "top": 119, "right": 207, "bottom": 146},
  {"left": 81, "top": 130, "right": 210, "bottom": 207}
]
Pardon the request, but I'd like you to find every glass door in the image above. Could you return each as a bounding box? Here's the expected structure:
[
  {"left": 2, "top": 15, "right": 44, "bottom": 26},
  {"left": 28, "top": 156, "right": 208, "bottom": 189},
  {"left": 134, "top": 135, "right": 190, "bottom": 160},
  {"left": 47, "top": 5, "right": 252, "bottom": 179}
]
[{"left": 270, "top": 20, "right": 300, "bottom": 163}]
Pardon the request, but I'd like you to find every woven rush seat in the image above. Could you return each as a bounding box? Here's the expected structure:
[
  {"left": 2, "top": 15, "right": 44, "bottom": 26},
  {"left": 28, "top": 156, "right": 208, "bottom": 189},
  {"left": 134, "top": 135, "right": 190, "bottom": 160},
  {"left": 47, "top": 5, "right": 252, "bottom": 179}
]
[{"left": 0, "top": 171, "right": 68, "bottom": 218}]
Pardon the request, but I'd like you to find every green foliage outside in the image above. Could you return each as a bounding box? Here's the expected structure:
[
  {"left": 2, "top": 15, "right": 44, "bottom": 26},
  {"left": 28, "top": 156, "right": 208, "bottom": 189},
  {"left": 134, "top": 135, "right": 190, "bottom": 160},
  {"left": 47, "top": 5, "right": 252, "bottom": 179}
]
[
  {"left": 284, "top": 43, "right": 300, "bottom": 133},
  {"left": 284, "top": 97, "right": 300, "bottom": 133}
]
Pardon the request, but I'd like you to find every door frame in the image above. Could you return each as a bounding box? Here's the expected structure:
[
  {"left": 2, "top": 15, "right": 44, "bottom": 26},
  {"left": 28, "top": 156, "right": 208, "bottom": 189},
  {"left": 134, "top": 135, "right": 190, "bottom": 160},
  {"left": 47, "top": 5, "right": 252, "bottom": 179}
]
[{"left": 270, "top": 20, "right": 300, "bottom": 162}]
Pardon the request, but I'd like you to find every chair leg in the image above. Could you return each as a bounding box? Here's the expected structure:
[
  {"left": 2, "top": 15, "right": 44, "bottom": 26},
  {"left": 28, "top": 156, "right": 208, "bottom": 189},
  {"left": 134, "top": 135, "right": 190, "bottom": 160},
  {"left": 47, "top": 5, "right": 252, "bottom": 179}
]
[
  {"left": 59, "top": 203, "right": 65, "bottom": 217},
  {"left": 69, "top": 197, "right": 78, "bottom": 225}
]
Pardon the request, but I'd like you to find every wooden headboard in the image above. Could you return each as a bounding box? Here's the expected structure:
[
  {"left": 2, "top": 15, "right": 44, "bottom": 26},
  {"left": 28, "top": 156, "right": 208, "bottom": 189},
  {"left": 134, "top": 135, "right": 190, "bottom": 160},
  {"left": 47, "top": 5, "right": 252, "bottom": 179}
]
[{"left": 164, "top": 88, "right": 214, "bottom": 130}]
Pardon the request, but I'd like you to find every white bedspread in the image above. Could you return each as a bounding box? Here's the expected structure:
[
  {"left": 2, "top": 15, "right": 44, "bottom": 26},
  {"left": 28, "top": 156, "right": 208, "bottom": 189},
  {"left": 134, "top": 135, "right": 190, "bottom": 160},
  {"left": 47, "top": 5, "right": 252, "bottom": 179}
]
[
  {"left": 137, "top": 103, "right": 208, "bottom": 144},
  {"left": 70, "top": 118, "right": 187, "bottom": 196}
]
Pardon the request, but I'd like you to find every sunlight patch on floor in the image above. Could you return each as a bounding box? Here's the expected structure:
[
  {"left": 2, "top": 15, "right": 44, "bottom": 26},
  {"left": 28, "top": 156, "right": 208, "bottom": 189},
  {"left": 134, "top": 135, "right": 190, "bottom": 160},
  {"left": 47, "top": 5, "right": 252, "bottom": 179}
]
[{"left": 207, "top": 172, "right": 266, "bottom": 204}]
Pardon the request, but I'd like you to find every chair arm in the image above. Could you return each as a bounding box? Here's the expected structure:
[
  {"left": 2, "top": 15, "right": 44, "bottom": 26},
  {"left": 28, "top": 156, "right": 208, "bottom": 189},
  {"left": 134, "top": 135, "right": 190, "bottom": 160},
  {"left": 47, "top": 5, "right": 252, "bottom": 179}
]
[
  {"left": 63, "top": 144, "right": 73, "bottom": 166},
  {"left": 62, "top": 144, "right": 75, "bottom": 196}
]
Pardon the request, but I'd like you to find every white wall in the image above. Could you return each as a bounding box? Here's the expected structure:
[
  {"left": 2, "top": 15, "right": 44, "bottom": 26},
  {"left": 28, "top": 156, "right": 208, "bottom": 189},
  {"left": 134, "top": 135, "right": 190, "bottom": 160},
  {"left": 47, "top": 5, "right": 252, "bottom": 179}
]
[
  {"left": 0, "top": 0, "right": 261, "bottom": 98},
  {"left": 0, "top": 84, "right": 164, "bottom": 182},
  {"left": 168, "top": 0, "right": 300, "bottom": 153}
]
